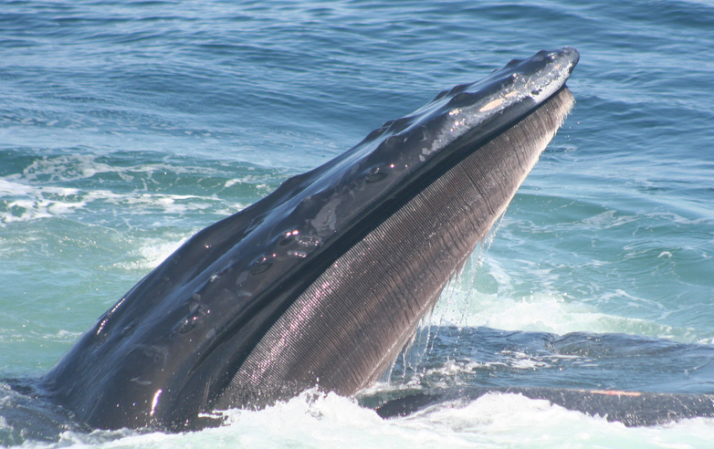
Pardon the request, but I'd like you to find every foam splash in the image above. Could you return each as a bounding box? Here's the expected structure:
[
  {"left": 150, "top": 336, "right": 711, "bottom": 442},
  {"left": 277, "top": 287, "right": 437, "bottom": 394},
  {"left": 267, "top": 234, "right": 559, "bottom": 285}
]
[
  {"left": 0, "top": 187, "right": 225, "bottom": 225},
  {"left": 0, "top": 153, "right": 263, "bottom": 226},
  {"left": 0, "top": 179, "right": 85, "bottom": 224},
  {"left": 112, "top": 236, "right": 190, "bottom": 272},
  {"left": 416, "top": 355, "right": 549, "bottom": 382},
  {"left": 430, "top": 251, "right": 695, "bottom": 341},
  {"left": 20, "top": 391, "right": 714, "bottom": 449},
  {"left": 400, "top": 392, "right": 714, "bottom": 448},
  {"left": 16, "top": 154, "right": 200, "bottom": 183},
  {"left": 0, "top": 179, "right": 237, "bottom": 226},
  {"left": 433, "top": 284, "right": 695, "bottom": 340}
]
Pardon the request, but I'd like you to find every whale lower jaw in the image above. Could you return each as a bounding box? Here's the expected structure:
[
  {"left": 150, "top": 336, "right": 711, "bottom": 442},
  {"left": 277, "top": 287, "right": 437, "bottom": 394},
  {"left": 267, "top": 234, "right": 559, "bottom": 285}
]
[{"left": 217, "top": 87, "right": 576, "bottom": 410}]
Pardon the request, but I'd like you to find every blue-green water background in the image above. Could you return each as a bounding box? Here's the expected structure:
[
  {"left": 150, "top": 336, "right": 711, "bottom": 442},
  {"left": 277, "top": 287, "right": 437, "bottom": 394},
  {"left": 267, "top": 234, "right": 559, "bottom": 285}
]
[{"left": 1, "top": 1, "right": 713, "bottom": 447}]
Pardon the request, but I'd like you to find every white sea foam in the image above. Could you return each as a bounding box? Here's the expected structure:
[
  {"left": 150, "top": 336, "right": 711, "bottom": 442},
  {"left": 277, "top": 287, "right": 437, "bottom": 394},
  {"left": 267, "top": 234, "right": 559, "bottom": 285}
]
[
  {"left": 113, "top": 236, "right": 190, "bottom": 271},
  {"left": 0, "top": 152, "right": 264, "bottom": 226},
  {"left": 16, "top": 154, "right": 204, "bottom": 183},
  {"left": 580, "top": 210, "right": 640, "bottom": 229},
  {"left": 1, "top": 198, "right": 87, "bottom": 223},
  {"left": 0, "top": 179, "right": 34, "bottom": 196},
  {"left": 429, "top": 250, "right": 692, "bottom": 340},
  {"left": 433, "top": 285, "right": 691, "bottom": 340},
  {"left": 31, "top": 391, "right": 714, "bottom": 449},
  {"left": 42, "top": 330, "right": 83, "bottom": 341},
  {"left": 415, "top": 356, "right": 549, "bottom": 384},
  {"left": 0, "top": 179, "right": 226, "bottom": 225}
]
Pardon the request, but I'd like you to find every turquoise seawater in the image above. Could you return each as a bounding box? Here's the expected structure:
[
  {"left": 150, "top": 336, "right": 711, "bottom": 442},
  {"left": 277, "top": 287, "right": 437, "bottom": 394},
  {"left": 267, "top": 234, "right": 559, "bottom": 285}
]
[{"left": 1, "top": 0, "right": 713, "bottom": 447}]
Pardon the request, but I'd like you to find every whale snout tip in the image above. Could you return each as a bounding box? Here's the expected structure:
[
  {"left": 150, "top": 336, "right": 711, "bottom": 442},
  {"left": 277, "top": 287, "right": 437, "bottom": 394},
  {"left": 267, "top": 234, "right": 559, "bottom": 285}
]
[
  {"left": 557, "top": 46, "right": 580, "bottom": 68},
  {"left": 529, "top": 47, "right": 580, "bottom": 75}
]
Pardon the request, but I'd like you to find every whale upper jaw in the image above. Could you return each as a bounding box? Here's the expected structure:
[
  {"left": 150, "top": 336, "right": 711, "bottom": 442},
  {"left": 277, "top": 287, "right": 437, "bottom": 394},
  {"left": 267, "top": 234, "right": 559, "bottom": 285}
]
[{"left": 41, "top": 48, "right": 578, "bottom": 430}]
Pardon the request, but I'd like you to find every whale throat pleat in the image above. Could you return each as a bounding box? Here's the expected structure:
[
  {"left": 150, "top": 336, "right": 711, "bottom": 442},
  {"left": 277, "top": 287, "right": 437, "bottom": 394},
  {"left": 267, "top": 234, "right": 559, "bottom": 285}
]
[{"left": 219, "top": 87, "right": 575, "bottom": 408}]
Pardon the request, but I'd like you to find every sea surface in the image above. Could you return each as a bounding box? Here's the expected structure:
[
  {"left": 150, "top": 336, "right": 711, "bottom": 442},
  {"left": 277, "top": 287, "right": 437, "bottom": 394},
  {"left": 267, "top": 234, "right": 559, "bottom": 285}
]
[{"left": 1, "top": 0, "right": 713, "bottom": 447}]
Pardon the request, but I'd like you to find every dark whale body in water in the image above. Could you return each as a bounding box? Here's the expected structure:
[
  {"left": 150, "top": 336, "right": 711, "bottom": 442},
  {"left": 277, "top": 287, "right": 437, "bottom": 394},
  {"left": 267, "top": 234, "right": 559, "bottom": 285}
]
[
  {"left": 39, "top": 49, "right": 586, "bottom": 430},
  {"left": 377, "top": 387, "right": 714, "bottom": 427}
]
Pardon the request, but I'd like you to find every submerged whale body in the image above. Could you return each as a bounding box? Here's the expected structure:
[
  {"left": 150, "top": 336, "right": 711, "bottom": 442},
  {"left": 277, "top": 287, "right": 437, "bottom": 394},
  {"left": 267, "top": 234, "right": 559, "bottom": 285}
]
[
  {"left": 377, "top": 387, "right": 714, "bottom": 427},
  {"left": 40, "top": 48, "right": 579, "bottom": 430}
]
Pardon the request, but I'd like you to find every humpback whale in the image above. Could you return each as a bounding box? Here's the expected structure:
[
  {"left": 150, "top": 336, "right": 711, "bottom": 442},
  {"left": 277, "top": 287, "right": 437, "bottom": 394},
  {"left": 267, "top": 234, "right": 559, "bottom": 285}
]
[
  {"left": 376, "top": 387, "right": 714, "bottom": 427},
  {"left": 39, "top": 48, "right": 580, "bottom": 430}
]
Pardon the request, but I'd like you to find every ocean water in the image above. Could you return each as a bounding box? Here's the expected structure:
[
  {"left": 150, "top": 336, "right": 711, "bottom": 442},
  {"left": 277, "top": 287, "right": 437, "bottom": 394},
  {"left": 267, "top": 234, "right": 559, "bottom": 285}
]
[{"left": 1, "top": 0, "right": 713, "bottom": 447}]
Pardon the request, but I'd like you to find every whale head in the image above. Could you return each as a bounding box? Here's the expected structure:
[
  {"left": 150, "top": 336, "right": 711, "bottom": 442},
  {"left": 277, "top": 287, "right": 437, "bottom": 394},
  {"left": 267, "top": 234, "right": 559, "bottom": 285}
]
[{"left": 42, "top": 48, "right": 579, "bottom": 430}]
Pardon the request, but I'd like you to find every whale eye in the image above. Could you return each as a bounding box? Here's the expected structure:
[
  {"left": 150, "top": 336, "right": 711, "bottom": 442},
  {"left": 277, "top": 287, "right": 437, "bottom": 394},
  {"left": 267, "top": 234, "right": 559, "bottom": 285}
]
[
  {"left": 251, "top": 261, "right": 272, "bottom": 275},
  {"left": 365, "top": 167, "right": 388, "bottom": 183},
  {"left": 278, "top": 236, "right": 293, "bottom": 246},
  {"left": 121, "top": 323, "right": 136, "bottom": 336},
  {"left": 433, "top": 89, "right": 449, "bottom": 100},
  {"left": 178, "top": 316, "right": 198, "bottom": 334},
  {"left": 366, "top": 172, "right": 387, "bottom": 183}
]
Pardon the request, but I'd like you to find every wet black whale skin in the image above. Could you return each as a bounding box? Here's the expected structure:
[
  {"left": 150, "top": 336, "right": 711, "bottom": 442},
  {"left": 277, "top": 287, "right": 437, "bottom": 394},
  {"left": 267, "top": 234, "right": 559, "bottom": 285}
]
[{"left": 40, "top": 48, "right": 579, "bottom": 430}]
